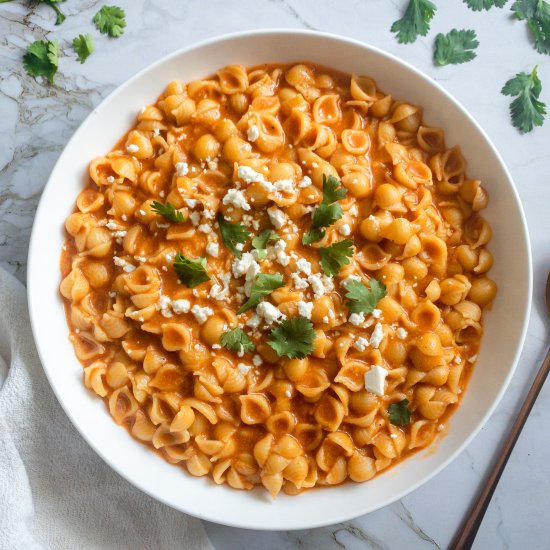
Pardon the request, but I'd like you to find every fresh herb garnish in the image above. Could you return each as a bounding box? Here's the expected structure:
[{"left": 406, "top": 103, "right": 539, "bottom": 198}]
[
  {"left": 24, "top": 0, "right": 67, "bottom": 25},
  {"left": 389, "top": 399, "right": 412, "bottom": 426},
  {"left": 23, "top": 40, "right": 59, "bottom": 84},
  {"left": 391, "top": 0, "right": 437, "bottom": 44},
  {"left": 511, "top": 0, "right": 550, "bottom": 55},
  {"left": 267, "top": 316, "right": 316, "bottom": 359},
  {"left": 344, "top": 278, "right": 387, "bottom": 314},
  {"left": 319, "top": 239, "right": 354, "bottom": 277},
  {"left": 434, "top": 29, "right": 479, "bottom": 65},
  {"left": 93, "top": 5, "right": 126, "bottom": 38},
  {"left": 173, "top": 253, "right": 210, "bottom": 288},
  {"left": 220, "top": 328, "right": 255, "bottom": 354},
  {"left": 464, "top": 0, "right": 508, "bottom": 10},
  {"left": 217, "top": 214, "right": 251, "bottom": 259},
  {"left": 303, "top": 175, "right": 347, "bottom": 245},
  {"left": 237, "top": 273, "right": 285, "bottom": 314},
  {"left": 251, "top": 229, "right": 279, "bottom": 259},
  {"left": 501, "top": 66, "right": 547, "bottom": 133},
  {"left": 72, "top": 33, "right": 95, "bottom": 64},
  {"left": 151, "top": 201, "right": 184, "bottom": 223}
]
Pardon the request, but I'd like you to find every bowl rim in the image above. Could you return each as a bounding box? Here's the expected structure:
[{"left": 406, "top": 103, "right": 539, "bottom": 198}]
[{"left": 27, "top": 28, "right": 533, "bottom": 530}]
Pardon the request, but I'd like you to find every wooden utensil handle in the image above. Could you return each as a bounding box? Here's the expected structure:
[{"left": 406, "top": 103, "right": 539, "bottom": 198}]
[{"left": 451, "top": 347, "right": 550, "bottom": 550}]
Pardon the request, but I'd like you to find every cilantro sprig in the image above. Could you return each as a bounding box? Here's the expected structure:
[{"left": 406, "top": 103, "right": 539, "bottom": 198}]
[
  {"left": 344, "top": 278, "right": 387, "bottom": 314},
  {"left": 72, "top": 33, "right": 95, "bottom": 64},
  {"left": 151, "top": 201, "right": 185, "bottom": 223},
  {"left": 319, "top": 239, "right": 354, "bottom": 277},
  {"left": 501, "top": 66, "right": 547, "bottom": 133},
  {"left": 218, "top": 214, "right": 251, "bottom": 259},
  {"left": 237, "top": 273, "right": 285, "bottom": 314},
  {"left": 391, "top": 0, "right": 437, "bottom": 44},
  {"left": 267, "top": 316, "right": 316, "bottom": 359},
  {"left": 434, "top": 29, "right": 479, "bottom": 66},
  {"left": 220, "top": 328, "right": 255, "bottom": 355},
  {"left": 173, "top": 253, "right": 210, "bottom": 287},
  {"left": 252, "top": 229, "right": 279, "bottom": 259},
  {"left": 464, "top": 0, "right": 508, "bottom": 9},
  {"left": 23, "top": 40, "right": 59, "bottom": 84},
  {"left": 512, "top": 0, "right": 550, "bottom": 55},
  {"left": 303, "top": 175, "right": 347, "bottom": 245},
  {"left": 388, "top": 399, "right": 412, "bottom": 426},
  {"left": 25, "top": 0, "right": 67, "bottom": 25},
  {"left": 93, "top": 5, "right": 126, "bottom": 38}
]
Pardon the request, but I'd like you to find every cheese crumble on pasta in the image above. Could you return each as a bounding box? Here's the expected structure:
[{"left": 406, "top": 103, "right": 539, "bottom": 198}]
[{"left": 60, "top": 62, "right": 497, "bottom": 497}]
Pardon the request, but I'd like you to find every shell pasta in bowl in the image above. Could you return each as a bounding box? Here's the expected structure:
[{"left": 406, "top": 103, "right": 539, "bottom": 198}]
[{"left": 28, "top": 31, "right": 531, "bottom": 529}]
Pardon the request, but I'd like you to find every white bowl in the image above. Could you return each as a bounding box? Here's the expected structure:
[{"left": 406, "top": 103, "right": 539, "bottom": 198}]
[{"left": 27, "top": 30, "right": 532, "bottom": 530}]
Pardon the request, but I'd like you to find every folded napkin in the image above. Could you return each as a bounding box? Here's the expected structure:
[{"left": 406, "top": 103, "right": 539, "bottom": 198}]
[{"left": 0, "top": 268, "right": 213, "bottom": 550}]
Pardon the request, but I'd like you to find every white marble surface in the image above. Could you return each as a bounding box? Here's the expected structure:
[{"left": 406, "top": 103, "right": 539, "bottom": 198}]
[{"left": 1, "top": 1, "right": 549, "bottom": 548}]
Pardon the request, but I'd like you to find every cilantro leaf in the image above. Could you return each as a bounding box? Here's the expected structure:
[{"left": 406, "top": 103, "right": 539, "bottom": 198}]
[
  {"left": 93, "top": 5, "right": 126, "bottom": 38},
  {"left": 151, "top": 201, "right": 184, "bottom": 223},
  {"left": 319, "top": 239, "right": 354, "bottom": 277},
  {"left": 303, "top": 175, "right": 347, "bottom": 245},
  {"left": 501, "top": 66, "right": 547, "bottom": 133},
  {"left": 344, "top": 278, "right": 387, "bottom": 314},
  {"left": 220, "top": 328, "right": 255, "bottom": 354},
  {"left": 23, "top": 40, "right": 59, "bottom": 84},
  {"left": 237, "top": 273, "right": 285, "bottom": 314},
  {"left": 72, "top": 33, "right": 95, "bottom": 64},
  {"left": 217, "top": 214, "right": 251, "bottom": 259},
  {"left": 388, "top": 399, "right": 412, "bottom": 426},
  {"left": 173, "top": 253, "right": 210, "bottom": 287},
  {"left": 267, "top": 316, "right": 316, "bottom": 359},
  {"left": 464, "top": 0, "right": 507, "bottom": 10},
  {"left": 391, "top": 0, "right": 437, "bottom": 44},
  {"left": 251, "top": 229, "right": 279, "bottom": 259},
  {"left": 29, "top": 0, "right": 66, "bottom": 25},
  {"left": 434, "top": 29, "right": 479, "bottom": 66},
  {"left": 512, "top": 0, "right": 550, "bottom": 55}
]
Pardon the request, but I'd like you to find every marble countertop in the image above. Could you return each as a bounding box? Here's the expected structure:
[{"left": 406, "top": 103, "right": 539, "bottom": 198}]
[{"left": 1, "top": 1, "right": 549, "bottom": 548}]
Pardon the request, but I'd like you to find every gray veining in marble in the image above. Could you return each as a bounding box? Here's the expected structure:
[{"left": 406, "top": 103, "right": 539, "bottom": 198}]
[{"left": 1, "top": 1, "right": 549, "bottom": 548}]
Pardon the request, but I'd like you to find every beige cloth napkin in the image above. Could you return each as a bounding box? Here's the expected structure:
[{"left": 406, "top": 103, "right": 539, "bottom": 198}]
[{"left": 0, "top": 268, "right": 213, "bottom": 550}]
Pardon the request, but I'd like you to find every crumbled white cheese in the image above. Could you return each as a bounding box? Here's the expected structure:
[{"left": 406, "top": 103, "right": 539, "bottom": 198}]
[
  {"left": 396, "top": 327, "right": 408, "bottom": 340},
  {"left": 113, "top": 230, "right": 127, "bottom": 238},
  {"left": 223, "top": 189, "right": 251, "bottom": 211},
  {"left": 338, "top": 223, "right": 351, "bottom": 236},
  {"left": 246, "top": 314, "right": 261, "bottom": 329},
  {"left": 189, "top": 211, "right": 201, "bottom": 226},
  {"left": 342, "top": 274, "right": 361, "bottom": 288},
  {"left": 191, "top": 305, "right": 214, "bottom": 324},
  {"left": 237, "top": 165, "right": 265, "bottom": 184},
  {"left": 267, "top": 206, "right": 286, "bottom": 229},
  {"left": 105, "top": 221, "right": 117, "bottom": 230},
  {"left": 354, "top": 336, "right": 369, "bottom": 352},
  {"left": 298, "top": 175, "right": 312, "bottom": 188},
  {"left": 252, "top": 354, "right": 263, "bottom": 367},
  {"left": 370, "top": 322, "right": 384, "bottom": 349},
  {"left": 198, "top": 224, "right": 212, "bottom": 234},
  {"left": 285, "top": 389, "right": 292, "bottom": 398},
  {"left": 256, "top": 302, "right": 285, "bottom": 325},
  {"left": 106, "top": 176, "right": 115, "bottom": 183},
  {"left": 274, "top": 179, "right": 294, "bottom": 194},
  {"left": 232, "top": 252, "right": 260, "bottom": 280},
  {"left": 349, "top": 312, "right": 365, "bottom": 326},
  {"left": 172, "top": 299, "right": 190, "bottom": 314},
  {"left": 185, "top": 198, "right": 197, "bottom": 208},
  {"left": 139, "top": 209, "right": 146, "bottom": 216},
  {"left": 454, "top": 354, "right": 462, "bottom": 364},
  {"left": 113, "top": 256, "right": 135, "bottom": 273},
  {"left": 364, "top": 365, "right": 387, "bottom": 396},
  {"left": 175, "top": 162, "right": 189, "bottom": 176},
  {"left": 209, "top": 283, "right": 227, "bottom": 301},
  {"left": 247, "top": 125, "right": 260, "bottom": 142},
  {"left": 372, "top": 308, "right": 382, "bottom": 319},
  {"left": 308, "top": 273, "right": 332, "bottom": 299},
  {"left": 126, "top": 144, "right": 139, "bottom": 153},
  {"left": 237, "top": 363, "right": 252, "bottom": 375},
  {"left": 273, "top": 240, "right": 290, "bottom": 266},
  {"left": 297, "top": 301, "right": 313, "bottom": 319},
  {"left": 291, "top": 273, "right": 309, "bottom": 290},
  {"left": 206, "top": 242, "right": 219, "bottom": 257},
  {"left": 157, "top": 295, "right": 173, "bottom": 318},
  {"left": 296, "top": 258, "right": 312, "bottom": 276}
]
